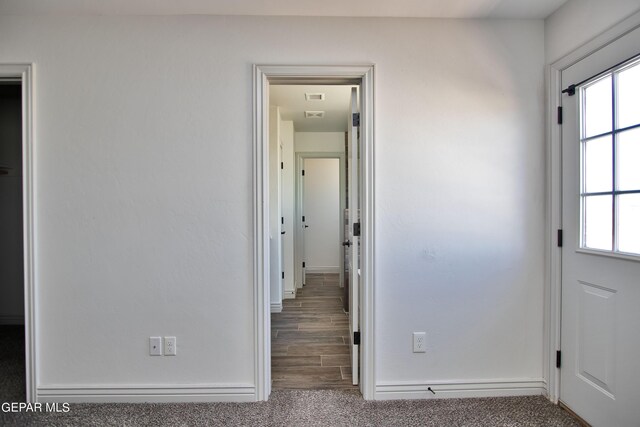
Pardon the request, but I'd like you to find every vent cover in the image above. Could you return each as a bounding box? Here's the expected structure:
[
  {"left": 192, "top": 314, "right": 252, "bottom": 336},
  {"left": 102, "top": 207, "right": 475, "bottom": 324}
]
[
  {"left": 305, "top": 93, "right": 325, "bottom": 101},
  {"left": 304, "top": 111, "right": 325, "bottom": 119}
]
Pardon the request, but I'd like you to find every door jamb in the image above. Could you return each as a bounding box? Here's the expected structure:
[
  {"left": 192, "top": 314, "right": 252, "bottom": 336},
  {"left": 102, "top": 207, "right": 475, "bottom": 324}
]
[
  {"left": 0, "top": 63, "right": 36, "bottom": 403},
  {"left": 295, "top": 152, "right": 346, "bottom": 289},
  {"left": 546, "top": 11, "right": 640, "bottom": 403},
  {"left": 253, "top": 64, "right": 375, "bottom": 400}
]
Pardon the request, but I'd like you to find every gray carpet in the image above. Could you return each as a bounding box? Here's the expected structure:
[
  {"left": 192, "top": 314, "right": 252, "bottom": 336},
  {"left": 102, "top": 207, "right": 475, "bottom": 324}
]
[
  {"left": 1, "top": 326, "right": 580, "bottom": 426},
  {"left": 0, "top": 325, "right": 26, "bottom": 403}
]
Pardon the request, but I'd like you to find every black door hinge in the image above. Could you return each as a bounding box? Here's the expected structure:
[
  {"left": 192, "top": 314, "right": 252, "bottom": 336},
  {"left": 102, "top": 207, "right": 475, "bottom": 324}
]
[
  {"left": 302, "top": 262, "right": 306, "bottom": 268},
  {"left": 556, "top": 350, "right": 562, "bottom": 368},
  {"left": 557, "top": 229, "right": 563, "bottom": 248},
  {"left": 281, "top": 162, "right": 284, "bottom": 169},
  {"left": 352, "top": 112, "right": 360, "bottom": 127},
  {"left": 282, "top": 272, "right": 284, "bottom": 279},
  {"left": 557, "top": 106, "right": 563, "bottom": 125},
  {"left": 562, "top": 84, "right": 576, "bottom": 96},
  {"left": 353, "top": 331, "right": 361, "bottom": 345},
  {"left": 353, "top": 222, "right": 361, "bottom": 237},
  {"left": 302, "top": 169, "right": 305, "bottom": 176}
]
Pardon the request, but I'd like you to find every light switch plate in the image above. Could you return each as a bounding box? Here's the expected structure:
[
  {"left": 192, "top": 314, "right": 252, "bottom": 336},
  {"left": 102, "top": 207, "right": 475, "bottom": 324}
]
[{"left": 149, "top": 337, "right": 162, "bottom": 356}]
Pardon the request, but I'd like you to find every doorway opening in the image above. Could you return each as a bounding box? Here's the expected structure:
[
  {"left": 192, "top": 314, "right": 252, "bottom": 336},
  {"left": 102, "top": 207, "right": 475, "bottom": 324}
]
[
  {"left": 0, "top": 64, "right": 35, "bottom": 403},
  {"left": 253, "top": 65, "right": 375, "bottom": 400},
  {"left": 269, "top": 83, "right": 353, "bottom": 390},
  {"left": 0, "top": 81, "right": 25, "bottom": 402}
]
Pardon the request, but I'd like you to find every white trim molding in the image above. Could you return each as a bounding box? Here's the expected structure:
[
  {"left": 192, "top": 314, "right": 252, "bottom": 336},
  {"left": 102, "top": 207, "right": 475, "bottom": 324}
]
[
  {"left": 270, "top": 302, "right": 283, "bottom": 313},
  {"left": 253, "top": 64, "right": 375, "bottom": 401},
  {"left": 545, "top": 9, "right": 640, "bottom": 404},
  {"left": 305, "top": 266, "right": 340, "bottom": 274},
  {"left": 0, "top": 63, "right": 36, "bottom": 403},
  {"left": 37, "top": 384, "right": 256, "bottom": 403},
  {"left": 376, "top": 379, "right": 546, "bottom": 401}
]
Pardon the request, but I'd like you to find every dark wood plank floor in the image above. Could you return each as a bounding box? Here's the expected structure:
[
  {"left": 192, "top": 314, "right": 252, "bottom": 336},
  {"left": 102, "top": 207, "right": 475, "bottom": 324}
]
[{"left": 271, "top": 273, "right": 356, "bottom": 390}]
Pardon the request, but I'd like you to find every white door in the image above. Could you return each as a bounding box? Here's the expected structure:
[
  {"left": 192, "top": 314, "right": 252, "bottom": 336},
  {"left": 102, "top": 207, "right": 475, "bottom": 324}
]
[
  {"left": 347, "top": 87, "right": 360, "bottom": 386},
  {"left": 560, "top": 26, "right": 640, "bottom": 427},
  {"left": 301, "top": 161, "right": 307, "bottom": 286},
  {"left": 279, "top": 143, "right": 285, "bottom": 296}
]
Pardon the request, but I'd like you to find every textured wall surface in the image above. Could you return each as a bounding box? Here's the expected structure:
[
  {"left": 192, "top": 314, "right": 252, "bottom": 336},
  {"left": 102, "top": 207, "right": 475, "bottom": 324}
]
[{"left": 0, "top": 15, "right": 545, "bottom": 395}]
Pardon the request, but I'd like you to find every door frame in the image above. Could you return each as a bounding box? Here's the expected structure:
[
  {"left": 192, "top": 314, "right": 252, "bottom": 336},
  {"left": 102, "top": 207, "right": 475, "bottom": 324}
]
[
  {"left": 0, "top": 63, "right": 36, "bottom": 403},
  {"left": 253, "top": 64, "right": 375, "bottom": 400},
  {"left": 546, "top": 11, "right": 640, "bottom": 403},
  {"left": 295, "top": 152, "right": 346, "bottom": 290}
]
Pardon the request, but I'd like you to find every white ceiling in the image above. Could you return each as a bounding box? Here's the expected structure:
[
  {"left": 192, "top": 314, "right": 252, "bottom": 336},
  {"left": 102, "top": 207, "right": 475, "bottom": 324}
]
[
  {"left": 270, "top": 85, "right": 354, "bottom": 132},
  {"left": 0, "top": 0, "right": 568, "bottom": 19}
]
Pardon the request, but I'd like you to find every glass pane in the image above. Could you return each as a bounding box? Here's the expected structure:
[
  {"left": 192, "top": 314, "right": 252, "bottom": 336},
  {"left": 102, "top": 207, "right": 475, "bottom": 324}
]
[
  {"left": 583, "top": 75, "right": 612, "bottom": 138},
  {"left": 617, "top": 61, "right": 640, "bottom": 129},
  {"left": 618, "top": 194, "right": 640, "bottom": 254},
  {"left": 583, "top": 135, "right": 612, "bottom": 193},
  {"left": 617, "top": 127, "right": 640, "bottom": 191},
  {"left": 583, "top": 195, "right": 612, "bottom": 251}
]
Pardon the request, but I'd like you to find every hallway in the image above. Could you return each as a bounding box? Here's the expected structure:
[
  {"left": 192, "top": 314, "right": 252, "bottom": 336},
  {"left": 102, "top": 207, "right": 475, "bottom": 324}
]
[{"left": 271, "top": 273, "right": 356, "bottom": 390}]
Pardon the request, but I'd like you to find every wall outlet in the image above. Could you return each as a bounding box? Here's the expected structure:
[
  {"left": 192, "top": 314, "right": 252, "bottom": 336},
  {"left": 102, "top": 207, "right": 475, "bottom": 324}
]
[
  {"left": 413, "top": 332, "right": 426, "bottom": 353},
  {"left": 164, "top": 336, "right": 177, "bottom": 356},
  {"left": 149, "top": 337, "right": 162, "bottom": 356}
]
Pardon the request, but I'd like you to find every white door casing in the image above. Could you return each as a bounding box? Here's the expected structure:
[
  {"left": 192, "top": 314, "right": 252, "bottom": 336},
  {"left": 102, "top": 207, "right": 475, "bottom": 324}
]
[
  {"left": 0, "top": 64, "right": 35, "bottom": 403},
  {"left": 253, "top": 65, "right": 375, "bottom": 400},
  {"left": 559, "top": 26, "right": 640, "bottom": 427},
  {"left": 295, "top": 153, "right": 346, "bottom": 288}
]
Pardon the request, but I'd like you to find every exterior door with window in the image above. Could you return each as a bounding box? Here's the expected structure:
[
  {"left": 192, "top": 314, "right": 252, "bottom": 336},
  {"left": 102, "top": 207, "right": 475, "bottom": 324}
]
[{"left": 560, "top": 27, "right": 640, "bottom": 426}]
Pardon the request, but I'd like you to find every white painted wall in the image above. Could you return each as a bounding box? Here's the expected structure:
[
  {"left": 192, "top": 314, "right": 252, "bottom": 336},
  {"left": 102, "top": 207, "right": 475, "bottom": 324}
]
[
  {"left": 280, "top": 120, "right": 295, "bottom": 298},
  {"left": 295, "top": 132, "right": 345, "bottom": 153},
  {"left": 0, "top": 85, "right": 23, "bottom": 324},
  {"left": 303, "top": 158, "right": 341, "bottom": 273},
  {"left": 0, "top": 15, "right": 545, "bottom": 399},
  {"left": 545, "top": 0, "right": 640, "bottom": 63}
]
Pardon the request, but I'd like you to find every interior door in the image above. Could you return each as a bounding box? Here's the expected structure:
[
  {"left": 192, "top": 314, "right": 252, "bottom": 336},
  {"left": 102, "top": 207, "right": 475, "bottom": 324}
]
[
  {"left": 279, "top": 143, "right": 285, "bottom": 296},
  {"left": 301, "top": 159, "right": 307, "bottom": 287},
  {"left": 347, "top": 87, "right": 360, "bottom": 386},
  {"left": 560, "top": 26, "right": 640, "bottom": 427}
]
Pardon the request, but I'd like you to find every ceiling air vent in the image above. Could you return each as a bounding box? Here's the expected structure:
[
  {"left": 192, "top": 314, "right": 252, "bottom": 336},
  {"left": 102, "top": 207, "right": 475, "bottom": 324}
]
[
  {"left": 305, "top": 93, "right": 325, "bottom": 101},
  {"left": 305, "top": 111, "right": 325, "bottom": 119}
]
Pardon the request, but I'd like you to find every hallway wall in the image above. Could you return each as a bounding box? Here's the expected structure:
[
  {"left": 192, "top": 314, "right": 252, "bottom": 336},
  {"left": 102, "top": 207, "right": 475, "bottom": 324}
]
[{"left": 0, "top": 15, "right": 545, "bottom": 400}]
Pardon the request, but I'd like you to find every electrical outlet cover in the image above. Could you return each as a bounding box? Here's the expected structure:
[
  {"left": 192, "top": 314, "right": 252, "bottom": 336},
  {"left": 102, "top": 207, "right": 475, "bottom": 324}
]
[
  {"left": 413, "top": 332, "right": 426, "bottom": 353},
  {"left": 164, "top": 336, "right": 177, "bottom": 356}
]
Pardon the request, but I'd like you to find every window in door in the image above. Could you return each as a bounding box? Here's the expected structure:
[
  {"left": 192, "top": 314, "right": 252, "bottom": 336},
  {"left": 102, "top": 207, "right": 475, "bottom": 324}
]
[{"left": 580, "top": 56, "right": 640, "bottom": 255}]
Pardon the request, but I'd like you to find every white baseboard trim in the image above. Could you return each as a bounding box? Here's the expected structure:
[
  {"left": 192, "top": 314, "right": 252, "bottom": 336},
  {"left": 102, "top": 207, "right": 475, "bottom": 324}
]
[
  {"left": 37, "top": 384, "right": 256, "bottom": 403},
  {"left": 270, "top": 302, "right": 283, "bottom": 313},
  {"left": 0, "top": 315, "right": 24, "bottom": 325},
  {"left": 306, "top": 266, "right": 340, "bottom": 274},
  {"left": 283, "top": 290, "right": 296, "bottom": 299},
  {"left": 375, "top": 379, "right": 546, "bottom": 400}
]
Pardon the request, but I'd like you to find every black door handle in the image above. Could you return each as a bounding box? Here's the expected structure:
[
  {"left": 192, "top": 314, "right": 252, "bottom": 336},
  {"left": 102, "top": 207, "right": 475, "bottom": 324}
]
[
  {"left": 281, "top": 231, "right": 285, "bottom": 235},
  {"left": 304, "top": 225, "right": 309, "bottom": 228},
  {"left": 342, "top": 241, "right": 352, "bottom": 247}
]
